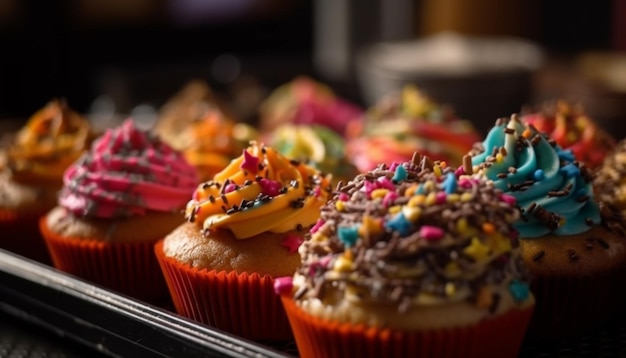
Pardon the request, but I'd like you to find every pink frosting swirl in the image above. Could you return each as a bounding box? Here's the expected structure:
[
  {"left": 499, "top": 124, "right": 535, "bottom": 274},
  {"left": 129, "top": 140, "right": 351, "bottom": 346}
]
[{"left": 59, "top": 119, "right": 199, "bottom": 218}]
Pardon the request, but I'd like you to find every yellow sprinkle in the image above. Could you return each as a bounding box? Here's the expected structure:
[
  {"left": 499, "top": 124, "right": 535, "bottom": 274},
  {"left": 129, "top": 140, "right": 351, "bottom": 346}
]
[
  {"left": 408, "top": 195, "right": 425, "bottom": 207},
  {"left": 344, "top": 249, "right": 354, "bottom": 260},
  {"left": 445, "top": 282, "right": 456, "bottom": 297},
  {"left": 440, "top": 161, "right": 448, "bottom": 168},
  {"left": 404, "top": 185, "right": 418, "bottom": 197},
  {"left": 456, "top": 218, "right": 469, "bottom": 234},
  {"left": 333, "top": 256, "right": 352, "bottom": 272},
  {"left": 489, "top": 234, "right": 512, "bottom": 253},
  {"left": 446, "top": 193, "right": 460, "bottom": 203},
  {"left": 371, "top": 189, "right": 388, "bottom": 199},
  {"left": 335, "top": 201, "right": 345, "bottom": 211},
  {"left": 388, "top": 205, "right": 401, "bottom": 214},
  {"left": 445, "top": 262, "right": 459, "bottom": 276},
  {"left": 425, "top": 192, "right": 437, "bottom": 205},
  {"left": 359, "top": 215, "right": 382, "bottom": 237},
  {"left": 434, "top": 165, "right": 442, "bottom": 177},
  {"left": 402, "top": 206, "right": 421, "bottom": 222},
  {"left": 495, "top": 153, "right": 504, "bottom": 163},
  {"left": 311, "top": 232, "right": 328, "bottom": 242},
  {"left": 460, "top": 192, "right": 474, "bottom": 202},
  {"left": 424, "top": 181, "right": 435, "bottom": 191},
  {"left": 464, "top": 237, "right": 491, "bottom": 261},
  {"left": 522, "top": 128, "right": 532, "bottom": 138},
  {"left": 482, "top": 222, "right": 496, "bottom": 235}
]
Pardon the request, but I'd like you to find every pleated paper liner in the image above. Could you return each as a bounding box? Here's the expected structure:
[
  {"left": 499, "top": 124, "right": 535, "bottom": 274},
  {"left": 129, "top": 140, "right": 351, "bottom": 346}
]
[
  {"left": 154, "top": 240, "right": 293, "bottom": 342},
  {"left": 526, "top": 268, "right": 626, "bottom": 342},
  {"left": 39, "top": 217, "right": 170, "bottom": 304},
  {"left": 281, "top": 295, "right": 534, "bottom": 358},
  {"left": 0, "top": 207, "right": 52, "bottom": 265}
]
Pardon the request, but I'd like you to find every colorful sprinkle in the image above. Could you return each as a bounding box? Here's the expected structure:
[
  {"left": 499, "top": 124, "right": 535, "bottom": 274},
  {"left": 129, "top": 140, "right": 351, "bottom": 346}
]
[
  {"left": 383, "top": 191, "right": 399, "bottom": 207},
  {"left": 500, "top": 194, "right": 516, "bottom": 206},
  {"left": 435, "top": 192, "right": 447, "bottom": 204},
  {"left": 482, "top": 222, "right": 496, "bottom": 235},
  {"left": 533, "top": 169, "right": 544, "bottom": 181},
  {"left": 385, "top": 213, "right": 412, "bottom": 236},
  {"left": 310, "top": 218, "right": 325, "bottom": 234},
  {"left": 402, "top": 206, "right": 421, "bottom": 222},
  {"left": 420, "top": 225, "right": 444, "bottom": 241},
  {"left": 442, "top": 172, "right": 457, "bottom": 194},
  {"left": 392, "top": 165, "right": 408, "bottom": 182},
  {"left": 559, "top": 163, "right": 580, "bottom": 178},
  {"left": 338, "top": 226, "right": 359, "bottom": 246},
  {"left": 273, "top": 276, "right": 293, "bottom": 295},
  {"left": 377, "top": 176, "right": 395, "bottom": 190},
  {"left": 359, "top": 215, "right": 383, "bottom": 237},
  {"left": 281, "top": 234, "right": 304, "bottom": 253},
  {"left": 508, "top": 280, "right": 530, "bottom": 302},
  {"left": 224, "top": 183, "right": 238, "bottom": 193},
  {"left": 338, "top": 192, "right": 350, "bottom": 201},
  {"left": 240, "top": 149, "right": 260, "bottom": 173},
  {"left": 557, "top": 149, "right": 576, "bottom": 162},
  {"left": 464, "top": 237, "right": 491, "bottom": 261},
  {"left": 258, "top": 178, "right": 282, "bottom": 197}
]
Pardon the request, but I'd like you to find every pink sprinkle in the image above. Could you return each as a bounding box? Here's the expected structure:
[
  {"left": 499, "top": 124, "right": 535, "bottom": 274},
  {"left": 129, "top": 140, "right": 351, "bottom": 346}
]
[
  {"left": 273, "top": 277, "right": 293, "bottom": 295},
  {"left": 338, "top": 192, "right": 350, "bottom": 201},
  {"left": 240, "top": 149, "right": 260, "bottom": 173},
  {"left": 420, "top": 226, "right": 444, "bottom": 241},
  {"left": 377, "top": 177, "right": 395, "bottom": 190},
  {"left": 281, "top": 234, "right": 304, "bottom": 254},
  {"left": 310, "top": 219, "right": 325, "bottom": 233},
  {"left": 458, "top": 178, "right": 473, "bottom": 189},
  {"left": 319, "top": 256, "right": 332, "bottom": 267},
  {"left": 436, "top": 192, "right": 447, "bottom": 204},
  {"left": 363, "top": 180, "right": 377, "bottom": 196},
  {"left": 224, "top": 183, "right": 238, "bottom": 193},
  {"left": 454, "top": 166, "right": 465, "bottom": 176},
  {"left": 313, "top": 186, "right": 321, "bottom": 197},
  {"left": 389, "top": 162, "right": 399, "bottom": 171},
  {"left": 500, "top": 194, "right": 517, "bottom": 206},
  {"left": 382, "top": 191, "right": 399, "bottom": 207},
  {"left": 258, "top": 179, "right": 283, "bottom": 197},
  {"left": 308, "top": 256, "right": 332, "bottom": 276},
  {"left": 192, "top": 190, "right": 200, "bottom": 201}
]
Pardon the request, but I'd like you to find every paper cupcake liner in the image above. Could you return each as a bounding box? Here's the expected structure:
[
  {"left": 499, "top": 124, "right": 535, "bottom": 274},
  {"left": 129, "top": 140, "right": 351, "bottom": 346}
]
[
  {"left": 155, "top": 240, "right": 293, "bottom": 341},
  {"left": 0, "top": 208, "right": 52, "bottom": 264},
  {"left": 281, "top": 295, "right": 534, "bottom": 358},
  {"left": 40, "top": 217, "right": 169, "bottom": 303},
  {"left": 527, "top": 269, "right": 626, "bottom": 341}
]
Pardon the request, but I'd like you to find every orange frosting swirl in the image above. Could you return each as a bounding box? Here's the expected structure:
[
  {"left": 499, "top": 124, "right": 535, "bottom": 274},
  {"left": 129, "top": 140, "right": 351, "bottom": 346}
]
[
  {"left": 185, "top": 142, "right": 332, "bottom": 239},
  {"left": 2, "top": 99, "right": 93, "bottom": 184}
]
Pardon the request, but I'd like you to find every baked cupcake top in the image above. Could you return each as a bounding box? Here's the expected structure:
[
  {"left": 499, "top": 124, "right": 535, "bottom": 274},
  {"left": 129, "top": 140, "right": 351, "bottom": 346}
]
[
  {"left": 59, "top": 119, "right": 199, "bottom": 218},
  {"left": 346, "top": 85, "right": 480, "bottom": 172},
  {"left": 266, "top": 123, "right": 358, "bottom": 184},
  {"left": 259, "top": 76, "right": 363, "bottom": 137},
  {"left": 1, "top": 99, "right": 94, "bottom": 185},
  {"left": 276, "top": 154, "right": 531, "bottom": 315},
  {"left": 469, "top": 115, "right": 606, "bottom": 238},
  {"left": 521, "top": 100, "right": 615, "bottom": 169},
  {"left": 185, "top": 141, "right": 333, "bottom": 239}
]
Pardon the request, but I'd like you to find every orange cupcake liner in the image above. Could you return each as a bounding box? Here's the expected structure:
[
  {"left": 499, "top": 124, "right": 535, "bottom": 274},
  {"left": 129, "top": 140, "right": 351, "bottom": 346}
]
[
  {"left": 154, "top": 240, "right": 293, "bottom": 341},
  {"left": 39, "top": 217, "right": 169, "bottom": 304},
  {"left": 527, "top": 268, "right": 626, "bottom": 341},
  {"left": 0, "top": 207, "right": 52, "bottom": 264},
  {"left": 281, "top": 295, "right": 534, "bottom": 358}
]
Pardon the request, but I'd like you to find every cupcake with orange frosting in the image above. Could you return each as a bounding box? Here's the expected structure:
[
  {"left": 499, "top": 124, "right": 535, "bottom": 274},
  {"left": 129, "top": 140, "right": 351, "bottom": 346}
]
[
  {"left": 259, "top": 76, "right": 363, "bottom": 137},
  {"left": 155, "top": 141, "right": 332, "bottom": 341},
  {"left": 0, "top": 99, "right": 94, "bottom": 263},
  {"left": 346, "top": 85, "right": 481, "bottom": 173},
  {"left": 39, "top": 119, "right": 199, "bottom": 303},
  {"left": 154, "top": 80, "right": 257, "bottom": 182},
  {"left": 275, "top": 154, "right": 534, "bottom": 358},
  {"left": 521, "top": 100, "right": 615, "bottom": 169}
]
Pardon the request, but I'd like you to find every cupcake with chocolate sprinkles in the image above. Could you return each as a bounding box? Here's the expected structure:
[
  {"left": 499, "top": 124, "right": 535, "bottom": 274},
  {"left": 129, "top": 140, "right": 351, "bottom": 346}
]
[
  {"left": 275, "top": 153, "right": 534, "bottom": 358},
  {"left": 469, "top": 114, "right": 626, "bottom": 340},
  {"left": 155, "top": 141, "right": 332, "bottom": 341}
]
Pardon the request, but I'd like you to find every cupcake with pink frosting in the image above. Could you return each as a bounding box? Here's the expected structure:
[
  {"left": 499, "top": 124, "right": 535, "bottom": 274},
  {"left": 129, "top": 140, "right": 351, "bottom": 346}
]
[{"left": 39, "top": 119, "right": 199, "bottom": 303}]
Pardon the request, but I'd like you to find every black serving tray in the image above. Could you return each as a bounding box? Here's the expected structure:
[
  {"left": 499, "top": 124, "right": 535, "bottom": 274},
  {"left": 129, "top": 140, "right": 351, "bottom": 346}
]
[{"left": 0, "top": 248, "right": 292, "bottom": 358}]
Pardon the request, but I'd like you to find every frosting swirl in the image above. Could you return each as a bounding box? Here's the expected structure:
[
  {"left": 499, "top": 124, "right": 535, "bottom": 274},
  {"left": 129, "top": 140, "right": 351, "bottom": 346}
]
[
  {"left": 277, "top": 154, "right": 530, "bottom": 313},
  {"left": 346, "top": 85, "right": 480, "bottom": 172},
  {"left": 2, "top": 99, "right": 93, "bottom": 184},
  {"left": 521, "top": 100, "right": 615, "bottom": 169},
  {"left": 469, "top": 115, "right": 600, "bottom": 238},
  {"left": 185, "top": 142, "right": 332, "bottom": 239},
  {"left": 59, "top": 119, "right": 199, "bottom": 218}
]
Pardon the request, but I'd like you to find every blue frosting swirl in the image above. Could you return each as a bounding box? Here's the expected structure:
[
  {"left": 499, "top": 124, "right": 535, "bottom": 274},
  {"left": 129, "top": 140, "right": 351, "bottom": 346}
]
[{"left": 470, "top": 117, "right": 600, "bottom": 238}]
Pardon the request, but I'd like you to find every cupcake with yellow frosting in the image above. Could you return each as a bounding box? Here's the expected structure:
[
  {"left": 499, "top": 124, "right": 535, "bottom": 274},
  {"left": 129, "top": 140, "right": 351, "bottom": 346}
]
[
  {"left": 275, "top": 154, "right": 534, "bottom": 358},
  {"left": 0, "top": 99, "right": 94, "bottom": 263},
  {"left": 154, "top": 80, "right": 257, "bottom": 182},
  {"left": 155, "top": 141, "right": 332, "bottom": 341}
]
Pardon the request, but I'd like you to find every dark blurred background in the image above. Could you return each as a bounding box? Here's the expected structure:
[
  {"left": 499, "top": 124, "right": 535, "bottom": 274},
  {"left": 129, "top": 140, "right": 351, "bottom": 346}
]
[{"left": 0, "top": 0, "right": 624, "bottom": 134}]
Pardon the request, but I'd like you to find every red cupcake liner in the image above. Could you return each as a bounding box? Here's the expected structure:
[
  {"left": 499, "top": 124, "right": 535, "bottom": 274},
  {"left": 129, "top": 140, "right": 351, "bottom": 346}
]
[
  {"left": 0, "top": 208, "right": 52, "bottom": 264},
  {"left": 527, "top": 269, "right": 626, "bottom": 341},
  {"left": 154, "top": 240, "right": 293, "bottom": 341},
  {"left": 281, "top": 295, "right": 534, "bottom": 358},
  {"left": 39, "top": 217, "right": 169, "bottom": 304}
]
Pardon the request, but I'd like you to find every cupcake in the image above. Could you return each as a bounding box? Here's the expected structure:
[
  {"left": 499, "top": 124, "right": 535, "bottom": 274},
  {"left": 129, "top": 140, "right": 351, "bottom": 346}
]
[
  {"left": 259, "top": 76, "right": 363, "bottom": 137},
  {"left": 154, "top": 80, "right": 257, "bottom": 182},
  {"left": 520, "top": 99, "right": 616, "bottom": 169},
  {"left": 39, "top": 119, "right": 199, "bottom": 303},
  {"left": 469, "top": 115, "right": 626, "bottom": 340},
  {"left": 275, "top": 154, "right": 534, "bottom": 358},
  {"left": 594, "top": 138, "right": 626, "bottom": 218},
  {"left": 346, "top": 85, "right": 481, "bottom": 173},
  {"left": 265, "top": 123, "right": 359, "bottom": 186},
  {"left": 0, "top": 99, "right": 94, "bottom": 263},
  {"left": 155, "top": 141, "right": 332, "bottom": 341}
]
